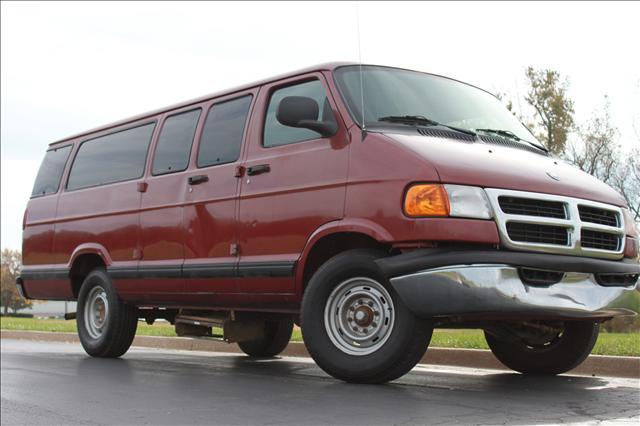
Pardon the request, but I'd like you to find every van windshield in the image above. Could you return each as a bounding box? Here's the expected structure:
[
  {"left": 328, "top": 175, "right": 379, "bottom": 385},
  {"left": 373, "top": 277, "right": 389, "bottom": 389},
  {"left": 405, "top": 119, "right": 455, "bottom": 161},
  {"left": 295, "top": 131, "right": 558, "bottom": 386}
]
[{"left": 334, "top": 65, "right": 539, "bottom": 145}]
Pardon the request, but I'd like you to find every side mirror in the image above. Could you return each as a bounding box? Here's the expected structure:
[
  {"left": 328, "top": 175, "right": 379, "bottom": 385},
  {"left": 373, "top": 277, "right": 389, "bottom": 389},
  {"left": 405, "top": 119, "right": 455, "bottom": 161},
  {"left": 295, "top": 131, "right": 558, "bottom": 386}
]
[{"left": 276, "top": 96, "right": 337, "bottom": 137}]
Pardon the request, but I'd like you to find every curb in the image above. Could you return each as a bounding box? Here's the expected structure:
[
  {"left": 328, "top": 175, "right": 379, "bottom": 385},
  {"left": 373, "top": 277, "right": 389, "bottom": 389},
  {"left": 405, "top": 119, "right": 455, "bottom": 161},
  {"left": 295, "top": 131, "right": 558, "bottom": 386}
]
[{"left": 2, "top": 330, "right": 639, "bottom": 379}]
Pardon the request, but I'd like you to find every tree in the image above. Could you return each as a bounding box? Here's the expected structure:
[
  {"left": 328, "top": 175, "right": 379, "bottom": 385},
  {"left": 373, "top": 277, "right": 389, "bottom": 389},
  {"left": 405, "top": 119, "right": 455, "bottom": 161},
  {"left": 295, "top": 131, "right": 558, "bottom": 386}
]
[
  {"left": 567, "top": 97, "right": 620, "bottom": 184},
  {"left": 613, "top": 147, "right": 640, "bottom": 222},
  {"left": 525, "top": 67, "right": 575, "bottom": 155},
  {"left": 566, "top": 97, "right": 640, "bottom": 223},
  {"left": 1, "top": 249, "right": 31, "bottom": 314},
  {"left": 625, "top": 110, "right": 640, "bottom": 222}
]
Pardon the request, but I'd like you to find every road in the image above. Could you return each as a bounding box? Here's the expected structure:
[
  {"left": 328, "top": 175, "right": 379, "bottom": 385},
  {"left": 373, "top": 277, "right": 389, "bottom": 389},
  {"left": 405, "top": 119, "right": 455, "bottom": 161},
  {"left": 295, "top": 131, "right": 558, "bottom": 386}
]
[{"left": 1, "top": 339, "right": 639, "bottom": 425}]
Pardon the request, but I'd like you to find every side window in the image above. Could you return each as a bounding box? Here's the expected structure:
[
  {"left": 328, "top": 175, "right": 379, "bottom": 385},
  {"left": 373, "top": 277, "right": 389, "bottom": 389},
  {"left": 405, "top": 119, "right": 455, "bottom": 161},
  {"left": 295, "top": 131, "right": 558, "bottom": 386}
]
[
  {"left": 31, "top": 145, "right": 72, "bottom": 197},
  {"left": 263, "top": 79, "right": 336, "bottom": 148},
  {"left": 197, "top": 95, "right": 252, "bottom": 168},
  {"left": 67, "top": 123, "right": 155, "bottom": 190},
  {"left": 152, "top": 109, "right": 201, "bottom": 175}
]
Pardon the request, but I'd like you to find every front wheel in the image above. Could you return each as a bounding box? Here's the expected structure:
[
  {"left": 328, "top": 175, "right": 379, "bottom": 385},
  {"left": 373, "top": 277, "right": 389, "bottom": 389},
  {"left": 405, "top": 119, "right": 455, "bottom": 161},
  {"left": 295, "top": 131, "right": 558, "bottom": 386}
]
[
  {"left": 301, "top": 249, "right": 433, "bottom": 384},
  {"left": 485, "top": 320, "right": 599, "bottom": 375},
  {"left": 77, "top": 268, "right": 138, "bottom": 358}
]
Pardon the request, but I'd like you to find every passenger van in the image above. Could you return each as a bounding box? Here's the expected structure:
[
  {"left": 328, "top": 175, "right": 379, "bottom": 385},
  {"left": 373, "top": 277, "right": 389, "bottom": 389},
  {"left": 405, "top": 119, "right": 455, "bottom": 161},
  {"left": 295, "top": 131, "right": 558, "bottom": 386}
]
[{"left": 18, "top": 63, "right": 639, "bottom": 383}]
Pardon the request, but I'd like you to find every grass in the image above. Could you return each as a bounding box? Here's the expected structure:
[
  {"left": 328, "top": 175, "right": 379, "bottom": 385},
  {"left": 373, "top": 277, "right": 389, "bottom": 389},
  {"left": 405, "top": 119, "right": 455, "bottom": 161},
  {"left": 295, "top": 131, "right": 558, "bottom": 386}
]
[
  {"left": 1, "top": 316, "right": 176, "bottom": 336},
  {"left": 429, "top": 329, "right": 640, "bottom": 357},
  {"left": 2, "top": 317, "right": 638, "bottom": 357}
]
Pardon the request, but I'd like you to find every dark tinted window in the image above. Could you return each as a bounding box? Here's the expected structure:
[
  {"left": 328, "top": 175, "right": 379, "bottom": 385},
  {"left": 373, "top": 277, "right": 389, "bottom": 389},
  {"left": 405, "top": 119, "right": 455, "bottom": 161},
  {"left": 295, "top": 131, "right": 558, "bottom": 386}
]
[
  {"left": 152, "top": 109, "right": 201, "bottom": 175},
  {"left": 264, "top": 80, "right": 336, "bottom": 147},
  {"left": 197, "top": 96, "right": 252, "bottom": 168},
  {"left": 31, "top": 145, "right": 72, "bottom": 197},
  {"left": 67, "top": 123, "right": 155, "bottom": 190}
]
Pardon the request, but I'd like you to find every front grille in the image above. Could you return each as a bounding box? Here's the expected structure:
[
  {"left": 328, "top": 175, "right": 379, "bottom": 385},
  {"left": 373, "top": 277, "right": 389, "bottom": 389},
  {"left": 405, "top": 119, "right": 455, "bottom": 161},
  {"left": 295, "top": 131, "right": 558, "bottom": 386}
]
[
  {"left": 506, "top": 223, "right": 569, "bottom": 246},
  {"left": 485, "top": 188, "right": 626, "bottom": 259},
  {"left": 579, "top": 205, "right": 618, "bottom": 227},
  {"left": 518, "top": 268, "right": 565, "bottom": 286},
  {"left": 581, "top": 230, "right": 620, "bottom": 251},
  {"left": 499, "top": 196, "right": 566, "bottom": 218},
  {"left": 595, "top": 273, "right": 639, "bottom": 287}
]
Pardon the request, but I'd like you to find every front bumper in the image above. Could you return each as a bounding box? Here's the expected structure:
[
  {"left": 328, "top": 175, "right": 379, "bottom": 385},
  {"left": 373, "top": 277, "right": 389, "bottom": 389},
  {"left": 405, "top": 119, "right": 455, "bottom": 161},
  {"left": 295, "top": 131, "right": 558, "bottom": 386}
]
[{"left": 376, "top": 250, "right": 639, "bottom": 320}]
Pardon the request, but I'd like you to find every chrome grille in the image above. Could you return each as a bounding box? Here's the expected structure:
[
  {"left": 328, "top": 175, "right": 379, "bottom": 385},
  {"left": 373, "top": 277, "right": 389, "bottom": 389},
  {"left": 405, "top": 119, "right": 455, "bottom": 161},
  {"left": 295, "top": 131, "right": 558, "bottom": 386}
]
[
  {"left": 485, "top": 188, "right": 625, "bottom": 260},
  {"left": 506, "top": 222, "right": 569, "bottom": 245},
  {"left": 581, "top": 229, "right": 620, "bottom": 251},
  {"left": 579, "top": 205, "right": 618, "bottom": 227},
  {"left": 499, "top": 196, "right": 566, "bottom": 218}
]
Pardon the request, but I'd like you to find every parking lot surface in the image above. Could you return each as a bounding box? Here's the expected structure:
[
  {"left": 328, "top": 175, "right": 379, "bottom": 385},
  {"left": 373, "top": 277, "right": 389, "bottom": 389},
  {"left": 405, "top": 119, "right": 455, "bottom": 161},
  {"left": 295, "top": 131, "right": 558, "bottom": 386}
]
[{"left": 1, "top": 339, "right": 639, "bottom": 425}]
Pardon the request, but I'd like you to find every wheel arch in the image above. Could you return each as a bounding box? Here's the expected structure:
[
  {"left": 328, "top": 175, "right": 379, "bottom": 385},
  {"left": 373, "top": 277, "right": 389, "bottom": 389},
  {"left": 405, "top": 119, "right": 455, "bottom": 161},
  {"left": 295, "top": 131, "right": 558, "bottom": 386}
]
[
  {"left": 295, "top": 219, "right": 394, "bottom": 296},
  {"left": 68, "top": 244, "right": 112, "bottom": 299}
]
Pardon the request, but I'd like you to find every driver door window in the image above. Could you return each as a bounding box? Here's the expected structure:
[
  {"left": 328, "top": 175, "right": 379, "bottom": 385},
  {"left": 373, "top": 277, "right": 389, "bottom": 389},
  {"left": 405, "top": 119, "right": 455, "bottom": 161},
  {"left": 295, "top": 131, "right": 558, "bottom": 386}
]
[{"left": 263, "top": 79, "right": 336, "bottom": 147}]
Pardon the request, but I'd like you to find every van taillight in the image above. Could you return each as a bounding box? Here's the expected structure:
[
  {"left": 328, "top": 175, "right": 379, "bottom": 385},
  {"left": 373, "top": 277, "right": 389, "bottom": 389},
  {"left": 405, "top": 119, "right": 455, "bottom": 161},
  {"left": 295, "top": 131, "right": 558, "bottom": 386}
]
[{"left": 22, "top": 208, "right": 28, "bottom": 230}]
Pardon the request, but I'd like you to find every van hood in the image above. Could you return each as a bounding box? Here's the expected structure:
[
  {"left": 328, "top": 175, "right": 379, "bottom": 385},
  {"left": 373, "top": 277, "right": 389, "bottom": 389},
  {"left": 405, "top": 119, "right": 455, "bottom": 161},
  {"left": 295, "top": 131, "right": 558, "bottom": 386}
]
[{"left": 385, "top": 132, "right": 627, "bottom": 207}]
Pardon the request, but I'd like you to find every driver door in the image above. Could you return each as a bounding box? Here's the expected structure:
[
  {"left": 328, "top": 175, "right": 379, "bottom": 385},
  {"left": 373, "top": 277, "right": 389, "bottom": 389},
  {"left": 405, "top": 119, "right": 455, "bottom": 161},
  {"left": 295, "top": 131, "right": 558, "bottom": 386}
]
[{"left": 236, "top": 74, "right": 350, "bottom": 301}]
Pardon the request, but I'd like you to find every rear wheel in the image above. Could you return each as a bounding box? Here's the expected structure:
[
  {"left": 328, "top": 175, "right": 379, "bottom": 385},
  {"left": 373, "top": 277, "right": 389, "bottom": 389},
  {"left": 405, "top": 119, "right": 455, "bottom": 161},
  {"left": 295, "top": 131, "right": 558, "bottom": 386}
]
[
  {"left": 485, "top": 320, "right": 599, "bottom": 375},
  {"left": 77, "top": 268, "right": 138, "bottom": 358},
  {"left": 301, "top": 249, "right": 433, "bottom": 383},
  {"left": 238, "top": 317, "right": 294, "bottom": 357}
]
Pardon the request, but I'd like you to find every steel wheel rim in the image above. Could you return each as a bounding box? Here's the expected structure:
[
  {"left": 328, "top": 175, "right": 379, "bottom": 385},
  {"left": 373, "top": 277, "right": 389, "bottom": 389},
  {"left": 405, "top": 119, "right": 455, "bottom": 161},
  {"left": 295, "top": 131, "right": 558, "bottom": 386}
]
[
  {"left": 324, "top": 277, "right": 395, "bottom": 356},
  {"left": 84, "top": 286, "right": 109, "bottom": 339}
]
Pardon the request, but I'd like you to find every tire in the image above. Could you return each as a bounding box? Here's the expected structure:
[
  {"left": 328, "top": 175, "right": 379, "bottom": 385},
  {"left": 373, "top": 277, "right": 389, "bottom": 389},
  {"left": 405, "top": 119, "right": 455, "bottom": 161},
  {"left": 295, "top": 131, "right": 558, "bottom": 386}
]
[
  {"left": 484, "top": 320, "right": 599, "bottom": 375},
  {"left": 301, "top": 249, "right": 433, "bottom": 384},
  {"left": 238, "top": 317, "right": 294, "bottom": 357},
  {"left": 76, "top": 268, "right": 138, "bottom": 358}
]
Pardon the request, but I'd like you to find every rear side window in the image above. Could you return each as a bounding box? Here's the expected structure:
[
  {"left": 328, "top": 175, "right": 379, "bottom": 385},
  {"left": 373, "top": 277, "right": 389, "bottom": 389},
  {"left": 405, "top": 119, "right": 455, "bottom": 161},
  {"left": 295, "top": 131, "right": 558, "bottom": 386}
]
[
  {"left": 197, "top": 95, "right": 252, "bottom": 168},
  {"left": 67, "top": 123, "right": 155, "bottom": 190},
  {"left": 152, "top": 109, "right": 201, "bottom": 175},
  {"left": 31, "top": 145, "right": 72, "bottom": 197},
  {"left": 263, "top": 79, "right": 336, "bottom": 147}
]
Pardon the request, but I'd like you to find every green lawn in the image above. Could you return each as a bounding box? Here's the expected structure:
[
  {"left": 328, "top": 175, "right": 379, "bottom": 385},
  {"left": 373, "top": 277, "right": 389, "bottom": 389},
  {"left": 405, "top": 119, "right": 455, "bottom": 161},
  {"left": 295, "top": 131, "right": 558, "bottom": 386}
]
[{"left": 2, "top": 317, "right": 638, "bottom": 356}]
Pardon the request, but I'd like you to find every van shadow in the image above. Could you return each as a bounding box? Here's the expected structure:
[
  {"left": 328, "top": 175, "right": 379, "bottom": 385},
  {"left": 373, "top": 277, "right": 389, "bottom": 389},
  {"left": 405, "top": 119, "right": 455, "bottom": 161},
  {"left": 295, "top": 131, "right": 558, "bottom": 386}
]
[{"left": 224, "top": 355, "right": 638, "bottom": 424}]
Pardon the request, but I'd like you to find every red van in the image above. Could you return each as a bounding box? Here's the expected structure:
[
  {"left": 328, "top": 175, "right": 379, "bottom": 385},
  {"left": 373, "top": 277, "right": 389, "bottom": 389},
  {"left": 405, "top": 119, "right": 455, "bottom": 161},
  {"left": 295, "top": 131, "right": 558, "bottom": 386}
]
[{"left": 18, "top": 63, "right": 639, "bottom": 383}]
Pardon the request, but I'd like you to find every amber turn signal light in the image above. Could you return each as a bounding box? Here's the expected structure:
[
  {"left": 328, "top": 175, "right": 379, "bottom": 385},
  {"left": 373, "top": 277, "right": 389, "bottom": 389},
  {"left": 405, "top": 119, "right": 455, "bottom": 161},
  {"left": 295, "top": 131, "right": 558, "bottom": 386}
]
[{"left": 404, "top": 184, "right": 450, "bottom": 217}]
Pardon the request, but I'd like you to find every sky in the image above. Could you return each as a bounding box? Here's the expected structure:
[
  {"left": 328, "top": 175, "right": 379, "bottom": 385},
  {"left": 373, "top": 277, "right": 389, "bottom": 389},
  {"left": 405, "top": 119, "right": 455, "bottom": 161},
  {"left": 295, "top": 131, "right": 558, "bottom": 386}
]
[{"left": 1, "top": 1, "right": 639, "bottom": 250}]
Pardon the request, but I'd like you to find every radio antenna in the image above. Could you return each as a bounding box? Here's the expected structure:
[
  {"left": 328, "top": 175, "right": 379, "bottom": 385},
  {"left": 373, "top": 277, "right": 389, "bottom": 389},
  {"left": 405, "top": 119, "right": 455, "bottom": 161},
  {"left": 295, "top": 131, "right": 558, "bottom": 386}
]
[{"left": 355, "top": 2, "right": 366, "bottom": 135}]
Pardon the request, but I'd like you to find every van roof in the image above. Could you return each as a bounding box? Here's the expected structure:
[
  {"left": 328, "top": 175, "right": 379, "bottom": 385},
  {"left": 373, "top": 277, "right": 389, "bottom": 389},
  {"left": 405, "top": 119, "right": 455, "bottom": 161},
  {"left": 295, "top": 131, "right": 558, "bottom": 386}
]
[
  {"left": 49, "top": 62, "right": 499, "bottom": 147},
  {"left": 49, "top": 62, "right": 357, "bottom": 146}
]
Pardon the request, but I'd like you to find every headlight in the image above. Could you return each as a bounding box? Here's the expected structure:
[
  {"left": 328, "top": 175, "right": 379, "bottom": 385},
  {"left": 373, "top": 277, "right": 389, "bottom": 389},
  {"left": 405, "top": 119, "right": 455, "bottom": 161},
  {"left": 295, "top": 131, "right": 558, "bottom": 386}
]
[
  {"left": 403, "top": 184, "right": 493, "bottom": 219},
  {"left": 444, "top": 184, "right": 493, "bottom": 219}
]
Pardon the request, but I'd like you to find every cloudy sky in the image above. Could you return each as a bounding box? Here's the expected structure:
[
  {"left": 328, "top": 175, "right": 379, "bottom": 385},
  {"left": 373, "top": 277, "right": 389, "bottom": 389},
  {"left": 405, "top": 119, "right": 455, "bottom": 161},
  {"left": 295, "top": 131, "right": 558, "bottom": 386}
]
[{"left": 1, "top": 1, "right": 639, "bottom": 250}]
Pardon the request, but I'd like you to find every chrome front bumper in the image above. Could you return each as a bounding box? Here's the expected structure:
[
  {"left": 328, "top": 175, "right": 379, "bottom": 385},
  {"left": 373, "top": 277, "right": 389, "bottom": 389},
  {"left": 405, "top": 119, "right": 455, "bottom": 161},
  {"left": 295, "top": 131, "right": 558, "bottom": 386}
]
[{"left": 389, "top": 264, "right": 637, "bottom": 320}]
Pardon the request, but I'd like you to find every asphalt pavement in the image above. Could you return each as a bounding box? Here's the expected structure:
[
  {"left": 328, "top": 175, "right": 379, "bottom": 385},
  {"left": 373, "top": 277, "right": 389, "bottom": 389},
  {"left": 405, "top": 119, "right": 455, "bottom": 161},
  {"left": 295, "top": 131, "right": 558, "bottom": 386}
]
[{"left": 1, "top": 339, "right": 639, "bottom": 425}]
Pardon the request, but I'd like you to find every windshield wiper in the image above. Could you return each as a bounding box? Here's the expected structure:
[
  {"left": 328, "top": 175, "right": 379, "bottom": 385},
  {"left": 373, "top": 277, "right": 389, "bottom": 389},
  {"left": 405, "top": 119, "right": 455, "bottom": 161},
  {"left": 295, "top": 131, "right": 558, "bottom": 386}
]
[
  {"left": 475, "top": 128, "right": 521, "bottom": 140},
  {"left": 476, "top": 128, "right": 548, "bottom": 152},
  {"left": 378, "top": 115, "right": 477, "bottom": 137}
]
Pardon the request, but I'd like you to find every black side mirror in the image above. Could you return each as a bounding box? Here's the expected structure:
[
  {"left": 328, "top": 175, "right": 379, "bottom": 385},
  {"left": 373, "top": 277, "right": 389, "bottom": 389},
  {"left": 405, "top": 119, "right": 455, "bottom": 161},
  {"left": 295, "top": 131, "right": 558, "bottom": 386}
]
[{"left": 276, "top": 96, "right": 337, "bottom": 137}]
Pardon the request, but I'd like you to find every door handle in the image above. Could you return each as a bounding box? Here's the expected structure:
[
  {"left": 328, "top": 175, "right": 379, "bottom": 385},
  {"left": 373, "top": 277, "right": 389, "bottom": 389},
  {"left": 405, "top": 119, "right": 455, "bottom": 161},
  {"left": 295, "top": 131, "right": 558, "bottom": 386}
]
[
  {"left": 246, "top": 164, "right": 270, "bottom": 176},
  {"left": 188, "top": 175, "right": 209, "bottom": 185}
]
